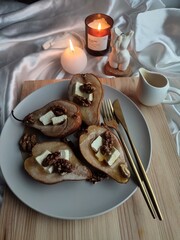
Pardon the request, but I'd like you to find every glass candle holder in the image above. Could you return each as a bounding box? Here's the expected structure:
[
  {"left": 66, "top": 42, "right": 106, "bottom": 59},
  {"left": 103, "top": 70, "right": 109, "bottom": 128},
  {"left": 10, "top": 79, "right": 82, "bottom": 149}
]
[{"left": 85, "top": 13, "right": 114, "bottom": 56}]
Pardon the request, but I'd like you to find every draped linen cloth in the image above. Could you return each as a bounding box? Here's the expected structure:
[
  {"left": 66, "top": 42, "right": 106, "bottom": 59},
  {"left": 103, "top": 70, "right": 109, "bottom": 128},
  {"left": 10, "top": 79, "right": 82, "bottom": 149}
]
[{"left": 0, "top": 0, "right": 180, "bottom": 204}]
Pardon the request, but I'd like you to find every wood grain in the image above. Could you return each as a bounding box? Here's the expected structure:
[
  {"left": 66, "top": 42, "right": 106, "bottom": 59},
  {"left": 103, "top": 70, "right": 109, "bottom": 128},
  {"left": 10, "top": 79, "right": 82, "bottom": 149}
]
[{"left": 0, "top": 77, "right": 179, "bottom": 240}]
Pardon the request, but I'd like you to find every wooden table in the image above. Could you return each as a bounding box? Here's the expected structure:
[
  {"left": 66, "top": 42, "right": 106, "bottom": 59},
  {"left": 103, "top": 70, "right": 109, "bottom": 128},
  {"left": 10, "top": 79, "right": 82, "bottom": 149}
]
[{"left": 0, "top": 77, "right": 179, "bottom": 240}]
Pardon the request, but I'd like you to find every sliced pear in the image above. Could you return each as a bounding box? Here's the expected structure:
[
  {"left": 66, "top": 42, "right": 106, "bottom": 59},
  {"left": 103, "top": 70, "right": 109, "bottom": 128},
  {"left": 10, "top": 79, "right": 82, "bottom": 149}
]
[
  {"left": 79, "top": 125, "right": 130, "bottom": 183},
  {"left": 24, "top": 141, "right": 92, "bottom": 184},
  {"left": 68, "top": 73, "right": 103, "bottom": 126},
  {"left": 14, "top": 100, "right": 82, "bottom": 138}
]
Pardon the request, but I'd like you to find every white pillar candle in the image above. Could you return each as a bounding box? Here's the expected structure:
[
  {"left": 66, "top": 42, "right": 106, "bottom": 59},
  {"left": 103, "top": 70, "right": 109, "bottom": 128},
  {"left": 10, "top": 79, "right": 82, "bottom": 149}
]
[{"left": 61, "top": 40, "right": 87, "bottom": 74}]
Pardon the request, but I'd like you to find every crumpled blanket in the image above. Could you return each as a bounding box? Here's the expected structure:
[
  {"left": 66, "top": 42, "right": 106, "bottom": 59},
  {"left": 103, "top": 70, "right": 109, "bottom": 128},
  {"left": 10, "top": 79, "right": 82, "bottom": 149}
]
[{"left": 0, "top": 0, "right": 180, "bottom": 203}]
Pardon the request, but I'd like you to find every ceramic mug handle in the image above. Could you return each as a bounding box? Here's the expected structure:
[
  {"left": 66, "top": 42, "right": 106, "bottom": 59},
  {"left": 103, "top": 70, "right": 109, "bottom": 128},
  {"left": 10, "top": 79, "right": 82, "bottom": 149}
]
[{"left": 163, "top": 87, "right": 180, "bottom": 104}]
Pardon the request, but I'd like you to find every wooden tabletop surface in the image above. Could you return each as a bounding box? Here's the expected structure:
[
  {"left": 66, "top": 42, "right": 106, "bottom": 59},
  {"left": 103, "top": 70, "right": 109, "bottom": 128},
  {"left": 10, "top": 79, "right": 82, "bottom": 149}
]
[{"left": 0, "top": 77, "right": 179, "bottom": 240}]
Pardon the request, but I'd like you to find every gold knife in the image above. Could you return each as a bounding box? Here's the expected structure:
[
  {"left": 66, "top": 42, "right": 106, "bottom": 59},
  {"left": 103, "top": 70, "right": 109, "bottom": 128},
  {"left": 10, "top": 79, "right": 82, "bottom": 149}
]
[{"left": 113, "top": 99, "right": 163, "bottom": 221}]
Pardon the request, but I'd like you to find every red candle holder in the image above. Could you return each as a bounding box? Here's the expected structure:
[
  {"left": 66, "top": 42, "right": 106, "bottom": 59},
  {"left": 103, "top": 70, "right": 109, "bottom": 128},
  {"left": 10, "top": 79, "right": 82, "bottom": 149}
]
[{"left": 85, "top": 13, "right": 114, "bottom": 56}]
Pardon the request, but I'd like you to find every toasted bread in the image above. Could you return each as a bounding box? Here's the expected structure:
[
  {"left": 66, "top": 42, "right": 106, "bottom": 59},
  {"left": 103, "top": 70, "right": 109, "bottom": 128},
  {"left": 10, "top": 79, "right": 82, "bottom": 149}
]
[
  {"left": 68, "top": 73, "right": 103, "bottom": 126},
  {"left": 21, "top": 100, "right": 82, "bottom": 138},
  {"left": 24, "top": 141, "right": 92, "bottom": 184},
  {"left": 79, "top": 125, "right": 130, "bottom": 183}
]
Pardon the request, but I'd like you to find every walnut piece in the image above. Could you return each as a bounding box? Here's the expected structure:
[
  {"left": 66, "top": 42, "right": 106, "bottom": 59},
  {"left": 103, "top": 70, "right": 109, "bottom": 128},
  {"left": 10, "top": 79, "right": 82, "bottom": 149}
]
[
  {"left": 80, "top": 82, "right": 95, "bottom": 94},
  {"left": 88, "top": 170, "right": 108, "bottom": 184},
  {"left": 119, "top": 163, "right": 130, "bottom": 179},
  {"left": 19, "top": 133, "right": 37, "bottom": 152},
  {"left": 73, "top": 82, "right": 95, "bottom": 107},
  {"left": 54, "top": 159, "right": 73, "bottom": 174},
  {"left": 73, "top": 95, "right": 92, "bottom": 107},
  {"left": 100, "top": 131, "right": 114, "bottom": 155},
  {"left": 50, "top": 105, "right": 67, "bottom": 116},
  {"left": 42, "top": 152, "right": 73, "bottom": 174},
  {"left": 23, "top": 114, "right": 35, "bottom": 125}
]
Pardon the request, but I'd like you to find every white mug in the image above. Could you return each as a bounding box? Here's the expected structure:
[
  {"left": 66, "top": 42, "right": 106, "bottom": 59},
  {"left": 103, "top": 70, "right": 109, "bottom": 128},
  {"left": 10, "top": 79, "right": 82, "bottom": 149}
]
[{"left": 137, "top": 68, "right": 180, "bottom": 106}]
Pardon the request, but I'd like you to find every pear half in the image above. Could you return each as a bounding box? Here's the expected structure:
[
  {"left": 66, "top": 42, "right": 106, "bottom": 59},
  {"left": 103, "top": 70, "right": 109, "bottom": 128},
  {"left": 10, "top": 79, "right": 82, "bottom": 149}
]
[
  {"left": 24, "top": 141, "right": 92, "bottom": 184},
  {"left": 68, "top": 73, "right": 103, "bottom": 126},
  {"left": 79, "top": 125, "right": 130, "bottom": 183},
  {"left": 19, "top": 100, "right": 82, "bottom": 138}
]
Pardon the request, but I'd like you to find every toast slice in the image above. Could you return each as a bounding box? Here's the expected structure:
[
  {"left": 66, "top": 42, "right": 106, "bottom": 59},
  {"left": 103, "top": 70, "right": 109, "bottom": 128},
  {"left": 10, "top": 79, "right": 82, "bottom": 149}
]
[
  {"left": 79, "top": 125, "right": 130, "bottom": 183},
  {"left": 68, "top": 73, "right": 103, "bottom": 126},
  {"left": 24, "top": 141, "right": 92, "bottom": 184}
]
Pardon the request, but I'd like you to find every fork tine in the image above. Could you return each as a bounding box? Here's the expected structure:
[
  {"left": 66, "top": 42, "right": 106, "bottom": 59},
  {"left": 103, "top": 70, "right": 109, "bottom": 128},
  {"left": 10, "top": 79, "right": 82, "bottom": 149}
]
[
  {"left": 101, "top": 101, "right": 106, "bottom": 119},
  {"left": 102, "top": 100, "right": 108, "bottom": 120},
  {"left": 104, "top": 100, "right": 110, "bottom": 120},
  {"left": 102, "top": 99, "right": 115, "bottom": 121},
  {"left": 107, "top": 99, "right": 114, "bottom": 119}
]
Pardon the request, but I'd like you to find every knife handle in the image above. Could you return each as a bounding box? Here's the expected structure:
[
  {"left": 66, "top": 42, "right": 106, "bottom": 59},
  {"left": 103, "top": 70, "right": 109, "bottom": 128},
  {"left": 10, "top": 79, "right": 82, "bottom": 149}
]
[
  {"left": 115, "top": 128, "right": 156, "bottom": 219},
  {"left": 125, "top": 130, "right": 163, "bottom": 220}
]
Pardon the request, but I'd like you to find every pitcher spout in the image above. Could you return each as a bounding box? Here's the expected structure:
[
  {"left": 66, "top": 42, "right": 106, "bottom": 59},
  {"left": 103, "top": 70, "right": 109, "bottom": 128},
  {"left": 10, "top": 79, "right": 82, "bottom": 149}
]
[{"left": 138, "top": 67, "right": 150, "bottom": 80}]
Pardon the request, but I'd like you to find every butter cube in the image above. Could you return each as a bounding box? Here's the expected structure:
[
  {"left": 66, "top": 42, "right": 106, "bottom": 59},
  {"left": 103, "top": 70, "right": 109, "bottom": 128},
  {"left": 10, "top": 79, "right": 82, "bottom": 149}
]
[
  {"left": 91, "top": 135, "right": 103, "bottom": 152},
  {"left": 95, "top": 150, "right": 106, "bottom": 162},
  {"left": 35, "top": 150, "right": 54, "bottom": 173},
  {"left": 74, "top": 82, "right": 93, "bottom": 101},
  {"left": 74, "top": 82, "right": 83, "bottom": 97},
  {"left": 46, "top": 166, "right": 54, "bottom": 173},
  {"left": 35, "top": 150, "right": 51, "bottom": 164},
  {"left": 60, "top": 149, "right": 70, "bottom": 161},
  {"left": 39, "top": 111, "right": 55, "bottom": 125},
  {"left": 107, "top": 147, "right": 120, "bottom": 166},
  {"left": 51, "top": 115, "right": 67, "bottom": 125},
  {"left": 88, "top": 93, "right": 93, "bottom": 101}
]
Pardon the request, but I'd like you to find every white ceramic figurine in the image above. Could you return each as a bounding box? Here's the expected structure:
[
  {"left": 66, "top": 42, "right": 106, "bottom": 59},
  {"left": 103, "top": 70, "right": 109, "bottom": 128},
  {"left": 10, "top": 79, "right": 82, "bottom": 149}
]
[{"left": 108, "top": 27, "right": 134, "bottom": 71}]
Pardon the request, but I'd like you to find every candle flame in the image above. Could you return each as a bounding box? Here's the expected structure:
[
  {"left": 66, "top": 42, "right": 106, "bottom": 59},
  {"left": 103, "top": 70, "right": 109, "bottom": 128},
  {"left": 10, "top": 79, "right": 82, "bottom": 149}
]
[
  {"left": 69, "top": 39, "right": 74, "bottom": 52},
  {"left": 98, "top": 23, "right": 101, "bottom": 31}
]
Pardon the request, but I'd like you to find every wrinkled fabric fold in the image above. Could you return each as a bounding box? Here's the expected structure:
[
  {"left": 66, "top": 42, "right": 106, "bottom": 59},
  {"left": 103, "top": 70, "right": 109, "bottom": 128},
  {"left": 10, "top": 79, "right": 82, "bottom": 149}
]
[{"left": 135, "top": 8, "right": 180, "bottom": 74}]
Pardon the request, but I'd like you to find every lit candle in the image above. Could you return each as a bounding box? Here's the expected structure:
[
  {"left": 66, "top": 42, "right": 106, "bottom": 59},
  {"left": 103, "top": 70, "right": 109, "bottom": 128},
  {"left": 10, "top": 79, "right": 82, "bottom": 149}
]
[
  {"left": 61, "top": 40, "right": 87, "bottom": 74},
  {"left": 85, "top": 13, "right": 114, "bottom": 56}
]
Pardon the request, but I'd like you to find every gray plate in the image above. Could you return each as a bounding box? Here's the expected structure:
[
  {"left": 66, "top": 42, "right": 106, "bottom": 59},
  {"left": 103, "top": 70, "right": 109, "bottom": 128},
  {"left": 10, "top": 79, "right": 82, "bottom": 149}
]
[{"left": 0, "top": 81, "right": 151, "bottom": 219}]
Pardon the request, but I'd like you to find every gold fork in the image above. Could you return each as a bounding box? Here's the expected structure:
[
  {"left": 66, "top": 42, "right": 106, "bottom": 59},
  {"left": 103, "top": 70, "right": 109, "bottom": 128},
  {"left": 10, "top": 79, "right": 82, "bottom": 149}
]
[{"left": 101, "top": 99, "right": 162, "bottom": 220}]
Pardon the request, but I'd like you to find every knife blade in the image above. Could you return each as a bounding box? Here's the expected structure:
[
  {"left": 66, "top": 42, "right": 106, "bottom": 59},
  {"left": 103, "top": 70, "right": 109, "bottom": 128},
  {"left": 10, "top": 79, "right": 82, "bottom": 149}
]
[{"left": 113, "top": 99, "right": 128, "bottom": 133}]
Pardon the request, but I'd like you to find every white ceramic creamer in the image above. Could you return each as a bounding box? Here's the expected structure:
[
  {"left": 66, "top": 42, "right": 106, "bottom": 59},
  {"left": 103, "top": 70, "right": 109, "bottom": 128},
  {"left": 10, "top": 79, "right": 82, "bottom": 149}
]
[{"left": 137, "top": 68, "right": 180, "bottom": 106}]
